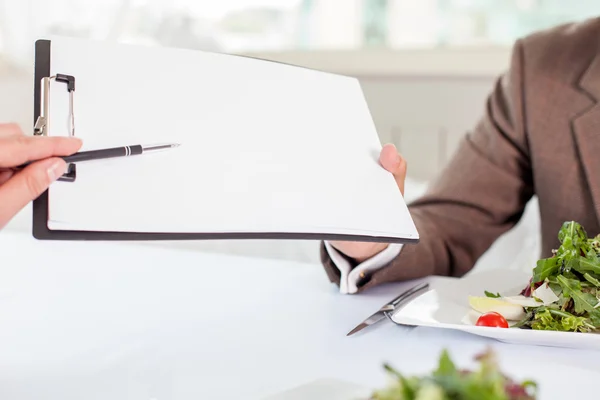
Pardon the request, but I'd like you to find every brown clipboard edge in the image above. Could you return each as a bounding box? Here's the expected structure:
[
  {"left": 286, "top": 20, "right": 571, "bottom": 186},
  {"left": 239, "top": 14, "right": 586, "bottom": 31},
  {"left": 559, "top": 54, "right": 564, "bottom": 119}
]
[{"left": 31, "top": 39, "right": 419, "bottom": 244}]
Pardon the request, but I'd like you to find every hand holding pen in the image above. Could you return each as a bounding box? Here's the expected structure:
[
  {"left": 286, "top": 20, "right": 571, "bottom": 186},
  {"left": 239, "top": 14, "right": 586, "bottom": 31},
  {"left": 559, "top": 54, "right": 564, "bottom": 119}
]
[
  {"left": 0, "top": 123, "right": 82, "bottom": 229},
  {"left": 0, "top": 122, "right": 179, "bottom": 230}
]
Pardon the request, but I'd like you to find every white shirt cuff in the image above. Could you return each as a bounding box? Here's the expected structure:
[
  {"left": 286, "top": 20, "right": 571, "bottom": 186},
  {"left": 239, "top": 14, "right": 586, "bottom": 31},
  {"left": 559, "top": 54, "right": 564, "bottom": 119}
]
[{"left": 324, "top": 241, "right": 403, "bottom": 294}]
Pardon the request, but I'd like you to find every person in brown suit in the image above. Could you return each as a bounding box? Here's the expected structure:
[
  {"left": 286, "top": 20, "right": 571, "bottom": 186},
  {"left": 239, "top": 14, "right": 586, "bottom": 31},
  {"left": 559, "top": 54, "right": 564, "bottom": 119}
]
[{"left": 322, "top": 17, "right": 600, "bottom": 294}]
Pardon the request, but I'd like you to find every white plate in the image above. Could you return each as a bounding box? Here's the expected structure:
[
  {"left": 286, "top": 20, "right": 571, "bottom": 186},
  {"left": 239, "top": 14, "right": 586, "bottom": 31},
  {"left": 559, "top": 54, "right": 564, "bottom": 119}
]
[{"left": 391, "top": 269, "right": 600, "bottom": 349}]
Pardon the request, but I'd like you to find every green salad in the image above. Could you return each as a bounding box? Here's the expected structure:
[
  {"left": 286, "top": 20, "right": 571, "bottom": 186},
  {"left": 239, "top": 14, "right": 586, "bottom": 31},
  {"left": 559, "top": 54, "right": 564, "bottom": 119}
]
[
  {"left": 504, "top": 221, "right": 600, "bottom": 332},
  {"left": 369, "top": 348, "right": 536, "bottom": 400}
]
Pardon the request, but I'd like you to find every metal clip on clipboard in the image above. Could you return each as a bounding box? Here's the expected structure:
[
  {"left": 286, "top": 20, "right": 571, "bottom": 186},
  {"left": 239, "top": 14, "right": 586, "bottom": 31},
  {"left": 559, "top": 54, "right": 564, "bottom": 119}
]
[{"left": 33, "top": 73, "right": 77, "bottom": 182}]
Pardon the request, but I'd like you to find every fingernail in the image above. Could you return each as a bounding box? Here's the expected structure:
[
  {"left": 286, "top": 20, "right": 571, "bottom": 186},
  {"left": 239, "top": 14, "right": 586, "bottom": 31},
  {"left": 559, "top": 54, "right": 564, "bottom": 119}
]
[{"left": 47, "top": 160, "right": 67, "bottom": 181}]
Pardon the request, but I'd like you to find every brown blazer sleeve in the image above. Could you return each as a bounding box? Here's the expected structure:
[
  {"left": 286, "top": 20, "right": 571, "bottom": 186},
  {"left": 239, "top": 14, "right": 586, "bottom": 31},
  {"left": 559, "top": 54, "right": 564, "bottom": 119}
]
[{"left": 321, "top": 39, "right": 534, "bottom": 292}]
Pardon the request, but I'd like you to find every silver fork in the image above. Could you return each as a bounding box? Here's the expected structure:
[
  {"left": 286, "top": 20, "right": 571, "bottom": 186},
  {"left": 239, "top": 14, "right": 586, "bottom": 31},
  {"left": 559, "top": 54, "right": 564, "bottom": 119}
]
[{"left": 346, "top": 282, "right": 429, "bottom": 336}]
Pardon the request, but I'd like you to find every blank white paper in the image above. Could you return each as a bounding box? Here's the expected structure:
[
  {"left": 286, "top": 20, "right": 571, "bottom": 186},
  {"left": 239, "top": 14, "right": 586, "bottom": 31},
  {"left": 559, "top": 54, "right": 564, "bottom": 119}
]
[{"left": 45, "top": 37, "right": 418, "bottom": 241}]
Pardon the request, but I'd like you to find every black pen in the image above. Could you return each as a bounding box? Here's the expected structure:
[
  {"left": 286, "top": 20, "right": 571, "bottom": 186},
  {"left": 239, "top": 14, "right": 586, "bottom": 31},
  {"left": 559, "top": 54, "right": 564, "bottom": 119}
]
[{"left": 16, "top": 143, "right": 180, "bottom": 170}]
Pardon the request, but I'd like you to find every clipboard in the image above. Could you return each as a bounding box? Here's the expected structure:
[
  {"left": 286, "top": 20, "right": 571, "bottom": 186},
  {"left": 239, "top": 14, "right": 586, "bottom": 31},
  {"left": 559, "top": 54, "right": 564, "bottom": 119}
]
[{"left": 31, "top": 38, "right": 419, "bottom": 244}]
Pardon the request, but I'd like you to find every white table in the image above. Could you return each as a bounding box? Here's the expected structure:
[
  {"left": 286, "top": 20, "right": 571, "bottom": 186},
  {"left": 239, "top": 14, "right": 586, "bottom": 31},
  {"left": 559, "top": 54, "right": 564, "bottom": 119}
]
[{"left": 1, "top": 232, "right": 599, "bottom": 399}]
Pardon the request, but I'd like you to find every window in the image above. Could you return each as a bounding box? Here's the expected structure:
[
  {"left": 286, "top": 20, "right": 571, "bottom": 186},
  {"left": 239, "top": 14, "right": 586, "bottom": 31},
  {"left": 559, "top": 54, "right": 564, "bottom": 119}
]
[{"left": 0, "top": 0, "right": 599, "bottom": 63}]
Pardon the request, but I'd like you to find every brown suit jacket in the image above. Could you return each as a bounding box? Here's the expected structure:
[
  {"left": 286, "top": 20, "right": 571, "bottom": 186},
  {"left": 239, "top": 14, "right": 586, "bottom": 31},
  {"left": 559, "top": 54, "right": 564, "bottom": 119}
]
[{"left": 321, "top": 17, "right": 600, "bottom": 293}]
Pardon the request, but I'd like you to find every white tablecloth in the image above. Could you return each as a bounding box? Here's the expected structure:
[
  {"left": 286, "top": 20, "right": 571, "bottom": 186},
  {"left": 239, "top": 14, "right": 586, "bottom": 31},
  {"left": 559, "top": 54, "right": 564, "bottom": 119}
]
[{"left": 1, "top": 232, "right": 599, "bottom": 399}]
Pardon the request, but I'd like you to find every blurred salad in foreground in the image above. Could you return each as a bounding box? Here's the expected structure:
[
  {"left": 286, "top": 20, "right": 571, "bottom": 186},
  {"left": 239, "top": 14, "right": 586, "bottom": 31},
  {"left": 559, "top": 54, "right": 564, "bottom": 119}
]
[
  {"left": 369, "top": 348, "right": 536, "bottom": 400},
  {"left": 467, "top": 221, "right": 600, "bottom": 332}
]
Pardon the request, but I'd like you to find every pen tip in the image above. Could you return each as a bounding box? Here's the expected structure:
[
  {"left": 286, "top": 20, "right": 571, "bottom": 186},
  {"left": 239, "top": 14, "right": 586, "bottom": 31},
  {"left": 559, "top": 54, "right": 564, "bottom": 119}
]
[{"left": 172, "top": 143, "right": 181, "bottom": 148}]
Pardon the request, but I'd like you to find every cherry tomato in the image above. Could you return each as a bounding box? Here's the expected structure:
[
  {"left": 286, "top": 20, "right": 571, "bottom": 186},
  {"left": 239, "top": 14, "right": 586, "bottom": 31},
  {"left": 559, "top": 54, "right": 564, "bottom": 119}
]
[{"left": 476, "top": 312, "right": 509, "bottom": 328}]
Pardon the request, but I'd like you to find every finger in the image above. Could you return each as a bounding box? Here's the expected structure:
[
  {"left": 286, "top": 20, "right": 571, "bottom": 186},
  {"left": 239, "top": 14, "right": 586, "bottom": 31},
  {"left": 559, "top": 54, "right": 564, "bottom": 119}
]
[
  {"left": 0, "top": 123, "right": 24, "bottom": 138},
  {"left": 379, "top": 143, "right": 407, "bottom": 195},
  {"left": 0, "top": 136, "right": 82, "bottom": 168},
  {"left": 0, "top": 158, "right": 67, "bottom": 229},
  {"left": 0, "top": 169, "right": 14, "bottom": 185},
  {"left": 329, "top": 240, "right": 388, "bottom": 263}
]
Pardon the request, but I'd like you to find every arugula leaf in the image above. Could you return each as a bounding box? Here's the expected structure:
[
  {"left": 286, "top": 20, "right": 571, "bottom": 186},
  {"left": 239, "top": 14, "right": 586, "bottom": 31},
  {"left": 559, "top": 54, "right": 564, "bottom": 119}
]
[
  {"left": 548, "top": 282, "right": 563, "bottom": 297},
  {"left": 428, "top": 349, "right": 465, "bottom": 396},
  {"left": 572, "top": 256, "right": 600, "bottom": 275},
  {"left": 532, "top": 222, "right": 591, "bottom": 283},
  {"left": 556, "top": 275, "right": 600, "bottom": 318},
  {"left": 532, "top": 257, "right": 560, "bottom": 283},
  {"left": 433, "top": 349, "right": 457, "bottom": 377},
  {"left": 583, "top": 273, "right": 600, "bottom": 288},
  {"left": 589, "top": 311, "right": 600, "bottom": 327},
  {"left": 558, "top": 221, "right": 589, "bottom": 254},
  {"left": 585, "top": 248, "right": 599, "bottom": 261},
  {"left": 484, "top": 291, "right": 501, "bottom": 298}
]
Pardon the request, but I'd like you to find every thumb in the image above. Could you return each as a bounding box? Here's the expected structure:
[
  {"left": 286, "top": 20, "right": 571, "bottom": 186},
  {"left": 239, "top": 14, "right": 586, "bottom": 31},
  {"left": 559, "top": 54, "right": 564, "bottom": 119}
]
[
  {"left": 379, "top": 143, "right": 407, "bottom": 195},
  {"left": 0, "top": 158, "right": 67, "bottom": 228}
]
